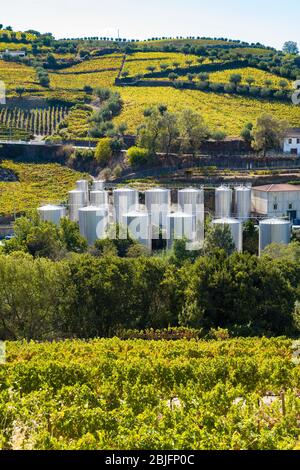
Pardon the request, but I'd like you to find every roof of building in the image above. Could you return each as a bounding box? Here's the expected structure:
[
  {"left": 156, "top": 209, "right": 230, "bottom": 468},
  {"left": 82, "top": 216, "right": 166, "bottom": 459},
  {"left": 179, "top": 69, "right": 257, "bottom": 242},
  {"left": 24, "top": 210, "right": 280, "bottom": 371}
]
[
  {"left": 286, "top": 128, "right": 300, "bottom": 137},
  {"left": 252, "top": 184, "right": 300, "bottom": 192}
]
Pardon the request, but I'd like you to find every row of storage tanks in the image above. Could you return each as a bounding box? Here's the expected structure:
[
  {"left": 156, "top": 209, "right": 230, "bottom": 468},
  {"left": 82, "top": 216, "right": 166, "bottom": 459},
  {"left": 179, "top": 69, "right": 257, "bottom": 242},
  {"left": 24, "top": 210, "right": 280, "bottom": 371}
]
[
  {"left": 214, "top": 185, "right": 291, "bottom": 255},
  {"left": 37, "top": 181, "right": 292, "bottom": 254},
  {"left": 38, "top": 181, "right": 205, "bottom": 250}
]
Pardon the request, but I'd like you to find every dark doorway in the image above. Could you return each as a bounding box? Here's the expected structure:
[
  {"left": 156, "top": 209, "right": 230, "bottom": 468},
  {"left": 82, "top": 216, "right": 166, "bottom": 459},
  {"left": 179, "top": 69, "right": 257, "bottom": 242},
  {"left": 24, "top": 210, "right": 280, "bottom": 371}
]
[{"left": 287, "top": 210, "right": 297, "bottom": 222}]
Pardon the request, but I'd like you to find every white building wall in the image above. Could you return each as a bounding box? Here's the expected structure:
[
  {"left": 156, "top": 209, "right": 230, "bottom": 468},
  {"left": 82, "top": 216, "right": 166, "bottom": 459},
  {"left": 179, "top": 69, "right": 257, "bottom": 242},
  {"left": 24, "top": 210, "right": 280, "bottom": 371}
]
[
  {"left": 251, "top": 190, "right": 268, "bottom": 214},
  {"left": 252, "top": 190, "right": 300, "bottom": 219},
  {"left": 283, "top": 137, "right": 300, "bottom": 155},
  {"left": 0, "top": 50, "right": 26, "bottom": 59}
]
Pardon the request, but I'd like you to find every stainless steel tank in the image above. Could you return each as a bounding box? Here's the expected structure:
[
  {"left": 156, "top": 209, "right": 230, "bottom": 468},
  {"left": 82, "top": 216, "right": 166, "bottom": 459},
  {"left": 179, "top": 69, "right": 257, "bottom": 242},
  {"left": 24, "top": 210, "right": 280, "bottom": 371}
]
[
  {"left": 38, "top": 205, "right": 66, "bottom": 225},
  {"left": 76, "top": 179, "right": 89, "bottom": 193},
  {"left": 235, "top": 186, "right": 251, "bottom": 220},
  {"left": 92, "top": 180, "right": 105, "bottom": 191},
  {"left": 178, "top": 188, "right": 204, "bottom": 214},
  {"left": 113, "top": 188, "right": 138, "bottom": 223},
  {"left": 167, "top": 212, "right": 194, "bottom": 250},
  {"left": 212, "top": 218, "right": 243, "bottom": 252},
  {"left": 145, "top": 188, "right": 171, "bottom": 236},
  {"left": 215, "top": 186, "right": 232, "bottom": 218},
  {"left": 68, "top": 190, "right": 87, "bottom": 222},
  {"left": 90, "top": 190, "right": 108, "bottom": 207},
  {"left": 122, "top": 211, "right": 151, "bottom": 250},
  {"left": 78, "top": 206, "right": 109, "bottom": 245},
  {"left": 178, "top": 188, "right": 204, "bottom": 246},
  {"left": 259, "top": 218, "right": 291, "bottom": 255}
]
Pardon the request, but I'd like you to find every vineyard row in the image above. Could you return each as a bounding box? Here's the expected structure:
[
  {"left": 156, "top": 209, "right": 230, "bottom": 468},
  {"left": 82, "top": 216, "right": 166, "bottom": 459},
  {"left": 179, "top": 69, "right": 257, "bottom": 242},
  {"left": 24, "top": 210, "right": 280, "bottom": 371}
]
[{"left": 0, "top": 106, "right": 69, "bottom": 136}]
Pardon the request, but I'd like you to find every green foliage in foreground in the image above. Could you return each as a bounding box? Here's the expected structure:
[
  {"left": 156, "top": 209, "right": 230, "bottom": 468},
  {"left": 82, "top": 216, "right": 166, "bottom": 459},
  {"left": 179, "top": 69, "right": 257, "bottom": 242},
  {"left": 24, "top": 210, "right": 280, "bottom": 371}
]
[
  {"left": 0, "top": 245, "right": 300, "bottom": 340},
  {"left": 1, "top": 337, "right": 300, "bottom": 450}
]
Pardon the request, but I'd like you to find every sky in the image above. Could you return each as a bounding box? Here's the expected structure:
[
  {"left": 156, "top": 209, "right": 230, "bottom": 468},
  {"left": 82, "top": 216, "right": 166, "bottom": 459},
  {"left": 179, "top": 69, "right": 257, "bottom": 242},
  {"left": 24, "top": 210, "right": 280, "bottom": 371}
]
[{"left": 1, "top": 0, "right": 299, "bottom": 50}]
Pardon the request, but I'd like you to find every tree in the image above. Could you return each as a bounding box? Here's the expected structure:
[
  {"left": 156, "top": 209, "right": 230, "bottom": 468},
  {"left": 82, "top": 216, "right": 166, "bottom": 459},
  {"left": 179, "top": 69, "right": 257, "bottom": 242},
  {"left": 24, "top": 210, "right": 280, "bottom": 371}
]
[
  {"left": 137, "top": 106, "right": 179, "bottom": 156},
  {"left": 59, "top": 217, "right": 87, "bottom": 253},
  {"left": 94, "top": 137, "right": 113, "bottom": 164},
  {"left": 0, "top": 252, "right": 70, "bottom": 340},
  {"left": 204, "top": 224, "right": 235, "bottom": 256},
  {"left": 243, "top": 220, "right": 258, "bottom": 255},
  {"left": 137, "top": 108, "right": 163, "bottom": 155},
  {"left": 279, "top": 79, "right": 289, "bottom": 89},
  {"left": 16, "top": 86, "right": 25, "bottom": 97},
  {"left": 127, "top": 146, "right": 150, "bottom": 167},
  {"left": 94, "top": 87, "right": 111, "bottom": 102},
  {"left": 245, "top": 76, "right": 255, "bottom": 86},
  {"left": 35, "top": 67, "right": 50, "bottom": 87},
  {"left": 262, "top": 241, "right": 300, "bottom": 262},
  {"left": 240, "top": 122, "right": 254, "bottom": 145},
  {"left": 168, "top": 72, "right": 178, "bottom": 82},
  {"left": 46, "top": 54, "right": 57, "bottom": 68},
  {"left": 283, "top": 41, "right": 299, "bottom": 55},
  {"left": 83, "top": 85, "right": 93, "bottom": 94},
  {"left": 178, "top": 109, "right": 210, "bottom": 155},
  {"left": 3, "top": 215, "right": 64, "bottom": 259},
  {"left": 180, "top": 252, "right": 296, "bottom": 335},
  {"left": 158, "top": 111, "right": 180, "bottom": 155},
  {"left": 169, "top": 238, "right": 200, "bottom": 266},
  {"left": 197, "top": 72, "right": 209, "bottom": 82},
  {"left": 211, "top": 130, "right": 227, "bottom": 141},
  {"left": 264, "top": 79, "right": 273, "bottom": 88},
  {"left": 252, "top": 114, "right": 288, "bottom": 155},
  {"left": 146, "top": 66, "right": 156, "bottom": 73},
  {"left": 229, "top": 74, "right": 242, "bottom": 86}
]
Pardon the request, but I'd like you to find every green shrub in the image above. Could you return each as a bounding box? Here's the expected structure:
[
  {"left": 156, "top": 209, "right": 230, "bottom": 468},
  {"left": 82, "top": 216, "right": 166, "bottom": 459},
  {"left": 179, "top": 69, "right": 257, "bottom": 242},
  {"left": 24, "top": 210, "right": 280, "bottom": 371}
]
[
  {"left": 94, "top": 138, "right": 112, "bottom": 164},
  {"left": 127, "top": 146, "right": 150, "bottom": 167}
]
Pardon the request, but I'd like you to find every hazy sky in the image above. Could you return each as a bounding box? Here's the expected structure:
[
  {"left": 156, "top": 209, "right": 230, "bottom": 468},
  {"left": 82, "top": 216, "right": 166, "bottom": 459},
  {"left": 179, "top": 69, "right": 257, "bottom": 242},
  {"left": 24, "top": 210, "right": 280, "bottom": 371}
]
[{"left": 1, "top": 0, "right": 299, "bottom": 50}]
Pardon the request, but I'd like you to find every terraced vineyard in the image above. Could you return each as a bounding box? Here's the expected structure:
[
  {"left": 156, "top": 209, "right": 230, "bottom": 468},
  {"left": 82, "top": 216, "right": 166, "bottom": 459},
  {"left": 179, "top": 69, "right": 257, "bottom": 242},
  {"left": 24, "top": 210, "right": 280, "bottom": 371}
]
[
  {"left": 1, "top": 336, "right": 300, "bottom": 450},
  {"left": 0, "top": 106, "right": 68, "bottom": 136},
  {"left": 60, "top": 106, "right": 92, "bottom": 138},
  {"left": 0, "top": 160, "right": 88, "bottom": 216},
  {"left": 49, "top": 55, "right": 123, "bottom": 89},
  {"left": 122, "top": 52, "right": 211, "bottom": 77},
  {"left": 0, "top": 125, "right": 30, "bottom": 141},
  {"left": 208, "top": 67, "right": 293, "bottom": 89},
  {"left": 0, "top": 60, "right": 42, "bottom": 91},
  {"left": 148, "top": 67, "right": 293, "bottom": 89},
  {"left": 113, "top": 86, "right": 300, "bottom": 134},
  {"left": 0, "top": 37, "right": 298, "bottom": 139}
]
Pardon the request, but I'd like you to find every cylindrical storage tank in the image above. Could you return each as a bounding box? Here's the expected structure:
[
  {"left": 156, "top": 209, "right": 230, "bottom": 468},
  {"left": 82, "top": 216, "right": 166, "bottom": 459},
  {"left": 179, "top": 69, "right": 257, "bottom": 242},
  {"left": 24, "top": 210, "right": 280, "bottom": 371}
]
[
  {"left": 259, "top": 218, "right": 291, "bottom": 256},
  {"left": 92, "top": 180, "right": 105, "bottom": 191},
  {"left": 212, "top": 218, "right": 243, "bottom": 253},
  {"left": 76, "top": 180, "right": 89, "bottom": 193},
  {"left": 122, "top": 211, "right": 151, "bottom": 250},
  {"left": 215, "top": 186, "right": 232, "bottom": 218},
  {"left": 90, "top": 190, "right": 108, "bottom": 207},
  {"left": 167, "top": 212, "right": 194, "bottom": 250},
  {"left": 235, "top": 186, "right": 251, "bottom": 220},
  {"left": 38, "top": 204, "right": 66, "bottom": 225},
  {"left": 178, "top": 188, "right": 204, "bottom": 214},
  {"left": 78, "top": 206, "right": 109, "bottom": 245},
  {"left": 145, "top": 188, "right": 171, "bottom": 234},
  {"left": 68, "top": 190, "right": 87, "bottom": 222},
  {"left": 178, "top": 188, "right": 204, "bottom": 245},
  {"left": 113, "top": 188, "right": 138, "bottom": 223}
]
